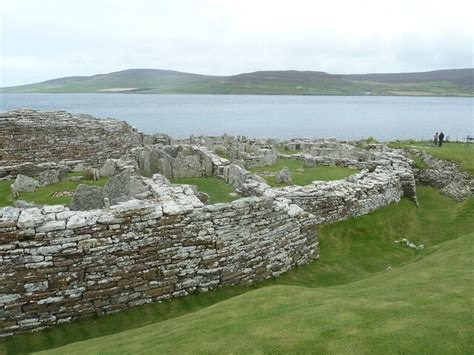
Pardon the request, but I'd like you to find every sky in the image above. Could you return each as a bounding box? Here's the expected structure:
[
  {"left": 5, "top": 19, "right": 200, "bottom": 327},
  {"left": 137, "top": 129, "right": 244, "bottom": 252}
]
[{"left": 1, "top": 0, "right": 473, "bottom": 86}]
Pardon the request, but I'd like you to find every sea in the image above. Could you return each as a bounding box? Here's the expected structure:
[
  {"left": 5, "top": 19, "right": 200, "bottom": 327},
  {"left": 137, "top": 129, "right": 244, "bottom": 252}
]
[{"left": 1, "top": 94, "right": 472, "bottom": 141}]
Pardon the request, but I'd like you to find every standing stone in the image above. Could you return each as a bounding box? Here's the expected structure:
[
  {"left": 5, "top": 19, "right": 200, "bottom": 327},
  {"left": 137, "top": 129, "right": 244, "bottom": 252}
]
[
  {"left": 38, "top": 169, "right": 61, "bottom": 186},
  {"left": 12, "top": 174, "right": 37, "bottom": 193},
  {"left": 69, "top": 185, "right": 105, "bottom": 211},
  {"left": 275, "top": 168, "right": 292, "bottom": 185}
]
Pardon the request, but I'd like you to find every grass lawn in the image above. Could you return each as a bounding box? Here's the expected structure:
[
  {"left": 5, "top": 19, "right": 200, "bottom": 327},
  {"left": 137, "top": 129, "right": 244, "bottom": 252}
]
[
  {"left": 3, "top": 186, "right": 473, "bottom": 354},
  {"left": 0, "top": 175, "right": 108, "bottom": 207},
  {"left": 170, "top": 177, "right": 240, "bottom": 204},
  {"left": 388, "top": 141, "right": 474, "bottom": 175},
  {"left": 250, "top": 158, "right": 357, "bottom": 186}
]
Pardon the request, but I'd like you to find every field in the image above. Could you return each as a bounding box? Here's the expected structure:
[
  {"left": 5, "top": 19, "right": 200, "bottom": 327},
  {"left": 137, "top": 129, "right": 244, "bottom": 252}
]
[
  {"left": 0, "top": 175, "right": 108, "bottom": 207},
  {"left": 250, "top": 158, "right": 357, "bottom": 186},
  {"left": 170, "top": 177, "right": 240, "bottom": 203}
]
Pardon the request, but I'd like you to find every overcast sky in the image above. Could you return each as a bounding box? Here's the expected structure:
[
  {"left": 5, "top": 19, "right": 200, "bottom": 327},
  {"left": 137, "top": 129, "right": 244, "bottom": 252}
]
[{"left": 1, "top": 0, "right": 473, "bottom": 86}]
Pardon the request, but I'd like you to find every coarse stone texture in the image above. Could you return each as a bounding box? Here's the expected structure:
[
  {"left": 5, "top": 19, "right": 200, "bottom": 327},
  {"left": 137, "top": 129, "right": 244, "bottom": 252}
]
[
  {"left": 69, "top": 185, "right": 105, "bottom": 211},
  {"left": 409, "top": 149, "right": 473, "bottom": 201},
  {"left": 131, "top": 145, "right": 214, "bottom": 178},
  {"left": 69, "top": 171, "right": 151, "bottom": 211},
  {"left": 37, "top": 169, "right": 67, "bottom": 186},
  {"left": 0, "top": 109, "right": 170, "bottom": 177},
  {"left": 12, "top": 174, "right": 37, "bottom": 193},
  {"left": 0, "top": 196, "right": 318, "bottom": 336},
  {"left": 275, "top": 167, "right": 292, "bottom": 185}
]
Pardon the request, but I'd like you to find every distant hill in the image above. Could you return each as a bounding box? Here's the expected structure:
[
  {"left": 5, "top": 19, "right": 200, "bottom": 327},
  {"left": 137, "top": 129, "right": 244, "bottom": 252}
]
[{"left": 1, "top": 68, "right": 473, "bottom": 96}]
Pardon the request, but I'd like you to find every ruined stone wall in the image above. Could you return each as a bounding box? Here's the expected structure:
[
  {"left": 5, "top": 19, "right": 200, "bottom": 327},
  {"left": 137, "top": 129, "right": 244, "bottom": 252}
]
[
  {"left": 409, "top": 149, "right": 473, "bottom": 201},
  {"left": 0, "top": 109, "right": 144, "bottom": 177},
  {"left": 263, "top": 168, "right": 408, "bottom": 224},
  {"left": 0, "top": 198, "right": 317, "bottom": 336}
]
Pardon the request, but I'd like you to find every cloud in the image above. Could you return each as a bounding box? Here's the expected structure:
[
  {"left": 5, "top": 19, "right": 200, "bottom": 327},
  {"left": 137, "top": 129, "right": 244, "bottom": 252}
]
[{"left": 1, "top": 0, "right": 473, "bottom": 86}]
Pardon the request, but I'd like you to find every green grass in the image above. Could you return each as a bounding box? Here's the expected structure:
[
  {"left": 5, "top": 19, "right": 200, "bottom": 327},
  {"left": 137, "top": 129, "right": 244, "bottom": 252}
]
[
  {"left": 3, "top": 186, "right": 473, "bottom": 354},
  {"left": 388, "top": 141, "right": 474, "bottom": 175},
  {"left": 250, "top": 158, "right": 357, "bottom": 186},
  {"left": 0, "top": 175, "right": 108, "bottom": 207},
  {"left": 37, "top": 233, "right": 474, "bottom": 354},
  {"left": 170, "top": 177, "right": 240, "bottom": 204}
]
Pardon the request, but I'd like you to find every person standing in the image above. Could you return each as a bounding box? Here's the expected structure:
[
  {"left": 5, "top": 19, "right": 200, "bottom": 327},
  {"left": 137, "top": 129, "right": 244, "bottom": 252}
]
[
  {"left": 438, "top": 132, "right": 445, "bottom": 147},
  {"left": 434, "top": 132, "right": 439, "bottom": 146}
]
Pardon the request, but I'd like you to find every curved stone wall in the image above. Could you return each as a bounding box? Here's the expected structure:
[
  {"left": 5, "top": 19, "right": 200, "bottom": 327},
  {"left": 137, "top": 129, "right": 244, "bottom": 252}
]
[
  {"left": 0, "top": 195, "right": 317, "bottom": 336},
  {"left": 0, "top": 109, "right": 170, "bottom": 178}
]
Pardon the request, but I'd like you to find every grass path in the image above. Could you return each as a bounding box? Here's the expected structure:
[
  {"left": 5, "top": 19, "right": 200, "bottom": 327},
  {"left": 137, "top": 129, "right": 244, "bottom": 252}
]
[{"left": 2, "top": 186, "right": 472, "bottom": 354}]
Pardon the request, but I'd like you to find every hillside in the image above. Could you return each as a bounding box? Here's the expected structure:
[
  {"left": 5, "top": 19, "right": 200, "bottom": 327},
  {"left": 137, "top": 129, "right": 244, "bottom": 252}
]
[{"left": 1, "top": 68, "right": 473, "bottom": 96}]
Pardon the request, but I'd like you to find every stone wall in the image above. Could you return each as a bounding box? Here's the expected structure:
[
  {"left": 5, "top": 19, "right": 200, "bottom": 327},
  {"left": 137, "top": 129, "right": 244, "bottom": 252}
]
[
  {"left": 131, "top": 145, "right": 214, "bottom": 178},
  {"left": 410, "top": 149, "right": 473, "bottom": 201},
  {"left": 0, "top": 109, "right": 169, "bottom": 178},
  {"left": 263, "top": 168, "right": 408, "bottom": 224},
  {"left": 0, "top": 195, "right": 317, "bottom": 336}
]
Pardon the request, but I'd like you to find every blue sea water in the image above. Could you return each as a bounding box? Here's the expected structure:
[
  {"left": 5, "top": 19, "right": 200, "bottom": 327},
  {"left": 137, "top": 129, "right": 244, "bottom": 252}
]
[{"left": 1, "top": 94, "right": 472, "bottom": 141}]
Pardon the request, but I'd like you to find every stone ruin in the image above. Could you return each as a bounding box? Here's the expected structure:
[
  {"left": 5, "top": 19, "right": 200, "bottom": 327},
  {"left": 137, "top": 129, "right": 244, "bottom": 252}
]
[{"left": 0, "top": 109, "right": 471, "bottom": 336}]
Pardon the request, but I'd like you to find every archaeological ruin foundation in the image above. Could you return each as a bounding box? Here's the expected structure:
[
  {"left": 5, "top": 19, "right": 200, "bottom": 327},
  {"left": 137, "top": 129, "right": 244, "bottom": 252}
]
[{"left": 1, "top": 109, "right": 472, "bottom": 336}]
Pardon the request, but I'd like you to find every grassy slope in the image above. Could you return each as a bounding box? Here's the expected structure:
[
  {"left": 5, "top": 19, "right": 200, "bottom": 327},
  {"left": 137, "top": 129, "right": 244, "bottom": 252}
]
[
  {"left": 2, "top": 69, "right": 472, "bottom": 96},
  {"left": 250, "top": 158, "right": 357, "bottom": 186},
  {"left": 169, "top": 177, "right": 240, "bottom": 203},
  {"left": 388, "top": 141, "right": 474, "bottom": 175},
  {"left": 0, "top": 176, "right": 108, "bottom": 207},
  {"left": 38, "top": 232, "right": 474, "bottom": 354},
  {"left": 2, "top": 186, "right": 473, "bottom": 354}
]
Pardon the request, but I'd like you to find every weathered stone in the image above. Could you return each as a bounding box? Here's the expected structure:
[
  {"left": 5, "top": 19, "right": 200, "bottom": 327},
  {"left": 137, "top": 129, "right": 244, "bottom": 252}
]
[
  {"left": 38, "top": 169, "right": 61, "bottom": 186},
  {"left": 69, "top": 185, "right": 105, "bottom": 211},
  {"left": 275, "top": 167, "right": 292, "bottom": 185},
  {"left": 12, "top": 174, "right": 36, "bottom": 193}
]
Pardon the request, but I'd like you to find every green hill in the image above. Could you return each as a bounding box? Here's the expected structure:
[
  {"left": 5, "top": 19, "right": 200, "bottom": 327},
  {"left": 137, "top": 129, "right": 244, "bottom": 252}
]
[{"left": 2, "top": 68, "right": 473, "bottom": 96}]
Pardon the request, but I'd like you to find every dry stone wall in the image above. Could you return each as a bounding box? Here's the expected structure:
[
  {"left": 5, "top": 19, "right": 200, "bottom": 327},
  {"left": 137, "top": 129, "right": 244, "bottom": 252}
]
[
  {"left": 0, "top": 109, "right": 169, "bottom": 178},
  {"left": 409, "top": 149, "right": 473, "bottom": 201},
  {"left": 0, "top": 193, "right": 317, "bottom": 336}
]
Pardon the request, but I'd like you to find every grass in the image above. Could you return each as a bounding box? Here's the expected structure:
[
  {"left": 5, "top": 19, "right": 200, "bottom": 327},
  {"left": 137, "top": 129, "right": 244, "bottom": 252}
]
[
  {"left": 37, "top": 233, "right": 474, "bottom": 354},
  {"left": 0, "top": 175, "right": 108, "bottom": 207},
  {"left": 2, "top": 186, "right": 473, "bottom": 354},
  {"left": 388, "top": 141, "right": 474, "bottom": 175},
  {"left": 250, "top": 158, "right": 357, "bottom": 187},
  {"left": 170, "top": 176, "right": 240, "bottom": 204}
]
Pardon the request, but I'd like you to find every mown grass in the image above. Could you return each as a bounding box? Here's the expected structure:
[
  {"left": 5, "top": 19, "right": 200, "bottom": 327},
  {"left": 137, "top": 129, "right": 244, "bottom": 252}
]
[
  {"left": 250, "top": 158, "right": 357, "bottom": 186},
  {"left": 2, "top": 186, "right": 473, "bottom": 354},
  {"left": 170, "top": 177, "right": 240, "bottom": 204},
  {"left": 388, "top": 141, "right": 474, "bottom": 175},
  {"left": 0, "top": 176, "right": 108, "bottom": 207},
  {"left": 37, "top": 232, "right": 474, "bottom": 354}
]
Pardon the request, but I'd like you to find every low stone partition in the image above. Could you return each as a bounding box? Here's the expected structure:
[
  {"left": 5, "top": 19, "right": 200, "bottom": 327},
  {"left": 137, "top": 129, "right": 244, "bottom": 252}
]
[
  {"left": 0, "top": 194, "right": 317, "bottom": 336},
  {"left": 263, "top": 168, "right": 411, "bottom": 224},
  {"left": 409, "top": 149, "right": 473, "bottom": 201}
]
